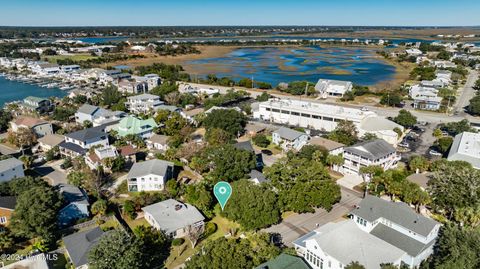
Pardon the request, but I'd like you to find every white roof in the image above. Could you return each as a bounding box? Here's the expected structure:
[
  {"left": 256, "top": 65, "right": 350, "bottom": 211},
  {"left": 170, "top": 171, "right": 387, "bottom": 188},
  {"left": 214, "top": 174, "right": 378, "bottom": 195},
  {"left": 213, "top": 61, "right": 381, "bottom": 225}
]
[
  {"left": 298, "top": 220, "right": 405, "bottom": 269},
  {"left": 447, "top": 132, "right": 480, "bottom": 169},
  {"left": 259, "top": 99, "right": 377, "bottom": 123},
  {"left": 142, "top": 199, "right": 205, "bottom": 234}
]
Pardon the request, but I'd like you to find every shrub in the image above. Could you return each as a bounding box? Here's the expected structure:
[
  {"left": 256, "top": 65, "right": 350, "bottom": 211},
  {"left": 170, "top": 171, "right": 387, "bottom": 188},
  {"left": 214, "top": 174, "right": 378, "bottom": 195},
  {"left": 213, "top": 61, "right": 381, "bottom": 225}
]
[
  {"left": 172, "top": 238, "right": 185, "bottom": 246},
  {"left": 202, "top": 222, "right": 217, "bottom": 239}
]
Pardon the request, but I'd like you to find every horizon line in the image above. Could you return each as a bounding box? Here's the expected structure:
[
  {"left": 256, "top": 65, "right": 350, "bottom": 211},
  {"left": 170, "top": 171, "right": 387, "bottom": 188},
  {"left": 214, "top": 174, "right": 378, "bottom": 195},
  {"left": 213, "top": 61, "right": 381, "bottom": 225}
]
[{"left": 1, "top": 25, "right": 480, "bottom": 28}]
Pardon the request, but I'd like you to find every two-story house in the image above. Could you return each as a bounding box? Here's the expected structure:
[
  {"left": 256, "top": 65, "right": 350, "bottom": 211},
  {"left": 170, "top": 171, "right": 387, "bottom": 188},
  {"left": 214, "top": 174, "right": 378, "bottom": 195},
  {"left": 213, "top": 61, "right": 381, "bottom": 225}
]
[
  {"left": 115, "top": 116, "right": 158, "bottom": 139},
  {"left": 0, "top": 196, "right": 16, "bottom": 230},
  {"left": 74, "top": 104, "right": 126, "bottom": 127},
  {"left": 125, "top": 93, "right": 164, "bottom": 114},
  {"left": 0, "top": 158, "right": 25, "bottom": 183},
  {"left": 10, "top": 116, "right": 53, "bottom": 138},
  {"left": 58, "top": 127, "right": 109, "bottom": 157},
  {"left": 272, "top": 127, "right": 309, "bottom": 151},
  {"left": 293, "top": 195, "right": 440, "bottom": 269},
  {"left": 142, "top": 199, "right": 205, "bottom": 238},
  {"left": 21, "top": 96, "right": 54, "bottom": 114},
  {"left": 127, "top": 159, "right": 174, "bottom": 192},
  {"left": 343, "top": 139, "right": 400, "bottom": 176}
]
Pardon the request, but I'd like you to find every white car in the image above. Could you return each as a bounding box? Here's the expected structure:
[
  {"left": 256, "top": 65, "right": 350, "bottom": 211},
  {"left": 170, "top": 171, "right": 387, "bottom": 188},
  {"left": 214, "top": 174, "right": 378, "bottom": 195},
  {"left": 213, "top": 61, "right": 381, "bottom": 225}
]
[
  {"left": 429, "top": 150, "right": 442, "bottom": 156},
  {"left": 398, "top": 142, "right": 409, "bottom": 148},
  {"left": 361, "top": 107, "right": 369, "bottom": 111}
]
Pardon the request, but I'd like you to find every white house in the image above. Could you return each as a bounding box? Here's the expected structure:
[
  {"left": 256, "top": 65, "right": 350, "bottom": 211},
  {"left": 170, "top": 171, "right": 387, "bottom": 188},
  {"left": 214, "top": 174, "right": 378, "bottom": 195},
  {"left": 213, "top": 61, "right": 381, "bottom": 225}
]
[
  {"left": 125, "top": 93, "right": 165, "bottom": 114},
  {"left": 117, "top": 79, "right": 148, "bottom": 94},
  {"left": 133, "top": 74, "right": 161, "bottom": 91},
  {"left": 406, "top": 48, "right": 423, "bottom": 56},
  {"left": 75, "top": 104, "right": 126, "bottom": 127},
  {"left": 37, "top": 134, "right": 65, "bottom": 152},
  {"left": 127, "top": 159, "right": 174, "bottom": 192},
  {"left": 314, "top": 79, "right": 353, "bottom": 98},
  {"left": 253, "top": 99, "right": 403, "bottom": 145},
  {"left": 343, "top": 139, "right": 400, "bottom": 176},
  {"left": 146, "top": 134, "right": 170, "bottom": 151},
  {"left": 143, "top": 199, "right": 205, "bottom": 238},
  {"left": 409, "top": 85, "right": 442, "bottom": 111},
  {"left": 10, "top": 116, "right": 53, "bottom": 138},
  {"left": 59, "top": 127, "right": 109, "bottom": 157},
  {"left": 432, "top": 60, "right": 456, "bottom": 69},
  {"left": 272, "top": 127, "right": 309, "bottom": 151},
  {"left": 294, "top": 195, "right": 440, "bottom": 269},
  {"left": 447, "top": 132, "right": 480, "bottom": 169},
  {"left": 0, "top": 158, "right": 24, "bottom": 183},
  {"left": 85, "top": 146, "right": 118, "bottom": 170}
]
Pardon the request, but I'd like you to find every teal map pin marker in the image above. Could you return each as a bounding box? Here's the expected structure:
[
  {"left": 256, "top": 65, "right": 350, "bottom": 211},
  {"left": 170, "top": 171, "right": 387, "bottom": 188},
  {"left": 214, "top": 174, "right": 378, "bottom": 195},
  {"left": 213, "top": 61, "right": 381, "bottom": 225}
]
[{"left": 214, "top": 181, "right": 232, "bottom": 211}]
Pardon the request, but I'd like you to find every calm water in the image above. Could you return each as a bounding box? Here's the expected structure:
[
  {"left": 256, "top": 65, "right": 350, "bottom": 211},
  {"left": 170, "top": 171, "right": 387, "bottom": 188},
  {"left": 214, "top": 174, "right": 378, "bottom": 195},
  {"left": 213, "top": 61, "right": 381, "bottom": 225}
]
[
  {"left": 186, "top": 46, "right": 397, "bottom": 86},
  {"left": 0, "top": 76, "right": 67, "bottom": 106}
]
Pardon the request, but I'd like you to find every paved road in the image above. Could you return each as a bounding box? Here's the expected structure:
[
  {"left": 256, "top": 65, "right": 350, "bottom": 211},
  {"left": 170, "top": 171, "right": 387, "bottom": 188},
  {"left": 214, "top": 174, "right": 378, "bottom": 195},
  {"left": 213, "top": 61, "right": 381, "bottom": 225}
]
[
  {"left": 263, "top": 187, "right": 362, "bottom": 246},
  {"left": 0, "top": 143, "right": 20, "bottom": 155},
  {"left": 455, "top": 70, "right": 478, "bottom": 116},
  {"left": 33, "top": 159, "right": 67, "bottom": 186}
]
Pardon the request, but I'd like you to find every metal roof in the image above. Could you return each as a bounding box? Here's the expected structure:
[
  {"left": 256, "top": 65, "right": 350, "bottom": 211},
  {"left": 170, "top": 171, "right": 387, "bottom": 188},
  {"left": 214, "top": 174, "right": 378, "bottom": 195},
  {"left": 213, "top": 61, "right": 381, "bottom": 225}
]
[
  {"left": 344, "top": 139, "right": 396, "bottom": 160},
  {"left": 127, "top": 159, "right": 173, "bottom": 178},
  {"left": 63, "top": 227, "right": 104, "bottom": 268},
  {"left": 274, "top": 127, "right": 307, "bottom": 141}
]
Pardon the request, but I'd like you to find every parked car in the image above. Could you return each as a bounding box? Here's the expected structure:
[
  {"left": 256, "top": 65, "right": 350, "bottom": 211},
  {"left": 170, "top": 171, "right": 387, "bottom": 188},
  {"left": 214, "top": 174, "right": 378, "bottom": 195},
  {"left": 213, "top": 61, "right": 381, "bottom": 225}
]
[
  {"left": 361, "top": 107, "right": 369, "bottom": 111},
  {"left": 398, "top": 142, "right": 410, "bottom": 148},
  {"left": 429, "top": 149, "right": 442, "bottom": 156},
  {"left": 261, "top": 149, "right": 273, "bottom": 156}
]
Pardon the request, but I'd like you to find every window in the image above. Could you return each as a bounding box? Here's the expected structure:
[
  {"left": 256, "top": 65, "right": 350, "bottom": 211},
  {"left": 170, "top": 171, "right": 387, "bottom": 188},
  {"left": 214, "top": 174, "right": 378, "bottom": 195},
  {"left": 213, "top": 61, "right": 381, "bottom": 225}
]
[
  {"left": 323, "top": 117, "right": 333, "bottom": 121},
  {"left": 281, "top": 110, "right": 290, "bottom": 114},
  {"left": 301, "top": 113, "right": 311, "bottom": 117},
  {"left": 291, "top": 112, "right": 300, "bottom": 116},
  {"left": 312, "top": 115, "right": 321, "bottom": 119},
  {"left": 272, "top": 108, "right": 280, "bottom": 113},
  {"left": 0, "top": 217, "right": 7, "bottom": 224},
  {"left": 266, "top": 107, "right": 271, "bottom": 111}
]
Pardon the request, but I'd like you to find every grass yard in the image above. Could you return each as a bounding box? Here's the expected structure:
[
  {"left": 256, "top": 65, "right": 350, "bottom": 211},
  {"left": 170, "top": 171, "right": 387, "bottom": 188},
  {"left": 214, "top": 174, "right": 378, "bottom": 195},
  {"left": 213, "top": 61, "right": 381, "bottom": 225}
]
[
  {"left": 124, "top": 216, "right": 149, "bottom": 231},
  {"left": 44, "top": 54, "right": 98, "bottom": 63},
  {"left": 50, "top": 253, "right": 69, "bottom": 269}
]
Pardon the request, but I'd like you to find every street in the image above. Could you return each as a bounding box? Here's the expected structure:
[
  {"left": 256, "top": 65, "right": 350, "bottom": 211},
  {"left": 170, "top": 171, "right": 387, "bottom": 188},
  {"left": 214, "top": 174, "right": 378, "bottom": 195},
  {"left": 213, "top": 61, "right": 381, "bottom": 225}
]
[
  {"left": 455, "top": 70, "right": 478, "bottom": 116},
  {"left": 263, "top": 187, "right": 362, "bottom": 246}
]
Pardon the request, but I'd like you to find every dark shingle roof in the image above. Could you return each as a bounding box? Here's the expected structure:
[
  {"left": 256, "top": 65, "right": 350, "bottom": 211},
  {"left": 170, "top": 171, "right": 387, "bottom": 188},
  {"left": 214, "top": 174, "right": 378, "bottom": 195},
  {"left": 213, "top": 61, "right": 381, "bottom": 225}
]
[
  {"left": 248, "top": 170, "right": 267, "bottom": 183},
  {"left": 58, "top": 184, "right": 89, "bottom": 205},
  {"left": 256, "top": 254, "right": 311, "bottom": 269},
  {"left": 370, "top": 223, "right": 436, "bottom": 257},
  {"left": 350, "top": 195, "right": 439, "bottom": 237},
  {"left": 63, "top": 227, "right": 104, "bottom": 268},
  {"left": 234, "top": 141, "right": 255, "bottom": 153},
  {"left": 0, "top": 196, "right": 16, "bottom": 210},
  {"left": 64, "top": 126, "right": 107, "bottom": 141},
  {"left": 58, "top": 141, "right": 87, "bottom": 155},
  {"left": 344, "top": 139, "right": 395, "bottom": 160}
]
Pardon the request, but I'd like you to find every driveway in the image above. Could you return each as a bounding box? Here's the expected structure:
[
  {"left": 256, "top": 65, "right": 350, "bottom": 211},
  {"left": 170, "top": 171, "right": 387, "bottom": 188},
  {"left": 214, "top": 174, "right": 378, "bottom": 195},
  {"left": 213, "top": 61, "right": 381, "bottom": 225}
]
[
  {"left": 263, "top": 187, "right": 362, "bottom": 246},
  {"left": 33, "top": 159, "right": 68, "bottom": 186},
  {"left": 337, "top": 174, "right": 363, "bottom": 190}
]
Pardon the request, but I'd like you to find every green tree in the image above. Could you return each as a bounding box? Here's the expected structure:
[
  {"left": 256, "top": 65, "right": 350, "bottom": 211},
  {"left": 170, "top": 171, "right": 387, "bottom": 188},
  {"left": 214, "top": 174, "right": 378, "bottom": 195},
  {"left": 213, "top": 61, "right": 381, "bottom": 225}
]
[
  {"left": 19, "top": 155, "right": 34, "bottom": 169},
  {"left": 380, "top": 93, "right": 402, "bottom": 107},
  {"left": 361, "top": 133, "right": 379, "bottom": 141},
  {"left": 205, "top": 128, "right": 233, "bottom": 145},
  {"left": 203, "top": 109, "right": 247, "bottom": 137},
  {"left": 265, "top": 156, "right": 340, "bottom": 213},
  {"left": 408, "top": 155, "right": 429, "bottom": 172},
  {"left": 0, "top": 229, "right": 15, "bottom": 252},
  {"left": 67, "top": 171, "right": 86, "bottom": 187},
  {"left": 101, "top": 85, "right": 122, "bottom": 107},
  {"left": 393, "top": 109, "right": 417, "bottom": 128},
  {"left": 256, "top": 92, "right": 272, "bottom": 102},
  {"left": 345, "top": 261, "right": 366, "bottom": 269},
  {"left": 10, "top": 186, "right": 61, "bottom": 242},
  {"left": 133, "top": 225, "right": 171, "bottom": 268},
  {"left": 223, "top": 180, "right": 280, "bottom": 230},
  {"left": 435, "top": 136, "right": 453, "bottom": 154},
  {"left": 7, "top": 176, "right": 49, "bottom": 196},
  {"left": 184, "top": 183, "right": 215, "bottom": 218},
  {"left": 150, "top": 82, "right": 178, "bottom": 99},
  {"left": 0, "top": 109, "right": 13, "bottom": 132},
  {"left": 441, "top": 119, "right": 475, "bottom": 135},
  {"left": 185, "top": 234, "right": 280, "bottom": 269},
  {"left": 91, "top": 199, "right": 108, "bottom": 216},
  {"left": 252, "top": 134, "right": 270, "bottom": 148},
  {"left": 326, "top": 154, "right": 344, "bottom": 170},
  {"left": 328, "top": 120, "right": 359, "bottom": 146},
  {"left": 88, "top": 229, "right": 145, "bottom": 269}
]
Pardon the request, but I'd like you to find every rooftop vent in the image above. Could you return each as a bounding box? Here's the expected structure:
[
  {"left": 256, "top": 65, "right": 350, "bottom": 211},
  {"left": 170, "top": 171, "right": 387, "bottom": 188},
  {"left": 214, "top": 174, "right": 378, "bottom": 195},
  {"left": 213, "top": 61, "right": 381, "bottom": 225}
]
[{"left": 175, "top": 204, "right": 183, "bottom": 211}]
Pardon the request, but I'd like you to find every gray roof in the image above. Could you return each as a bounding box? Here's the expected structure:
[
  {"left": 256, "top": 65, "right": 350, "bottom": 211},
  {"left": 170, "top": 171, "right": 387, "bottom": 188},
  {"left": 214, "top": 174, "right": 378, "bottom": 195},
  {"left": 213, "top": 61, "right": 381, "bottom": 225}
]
[
  {"left": 127, "top": 93, "right": 160, "bottom": 101},
  {"left": 274, "top": 127, "right": 307, "bottom": 141},
  {"left": 248, "top": 169, "right": 267, "bottom": 183},
  {"left": 58, "top": 141, "right": 87, "bottom": 155},
  {"left": 63, "top": 227, "right": 104, "bottom": 268},
  {"left": 309, "top": 137, "right": 344, "bottom": 151},
  {"left": 344, "top": 139, "right": 396, "bottom": 160},
  {"left": 64, "top": 126, "right": 107, "bottom": 141},
  {"left": 147, "top": 134, "right": 170, "bottom": 145},
  {"left": 350, "top": 195, "right": 439, "bottom": 237},
  {"left": 77, "top": 104, "right": 99, "bottom": 115},
  {"left": 0, "top": 196, "right": 16, "bottom": 210},
  {"left": 234, "top": 141, "right": 255, "bottom": 153},
  {"left": 447, "top": 132, "right": 480, "bottom": 169},
  {"left": 0, "top": 157, "right": 23, "bottom": 173},
  {"left": 142, "top": 199, "right": 205, "bottom": 234},
  {"left": 370, "top": 223, "right": 436, "bottom": 257},
  {"left": 58, "top": 183, "right": 89, "bottom": 205},
  {"left": 295, "top": 220, "right": 405, "bottom": 269},
  {"left": 256, "top": 253, "right": 311, "bottom": 269},
  {"left": 127, "top": 159, "right": 174, "bottom": 179}
]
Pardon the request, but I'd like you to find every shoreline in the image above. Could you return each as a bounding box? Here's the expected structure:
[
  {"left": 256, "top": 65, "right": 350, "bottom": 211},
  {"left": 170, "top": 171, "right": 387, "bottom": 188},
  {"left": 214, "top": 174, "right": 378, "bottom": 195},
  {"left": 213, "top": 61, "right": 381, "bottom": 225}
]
[{"left": 110, "top": 44, "right": 405, "bottom": 91}]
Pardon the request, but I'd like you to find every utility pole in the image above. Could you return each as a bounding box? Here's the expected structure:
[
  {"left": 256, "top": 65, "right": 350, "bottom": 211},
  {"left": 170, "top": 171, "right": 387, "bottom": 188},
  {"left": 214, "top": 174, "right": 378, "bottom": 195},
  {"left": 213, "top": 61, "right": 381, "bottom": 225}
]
[
  {"left": 305, "top": 82, "right": 309, "bottom": 96},
  {"left": 446, "top": 96, "right": 451, "bottom": 116},
  {"left": 251, "top": 76, "right": 254, "bottom": 89}
]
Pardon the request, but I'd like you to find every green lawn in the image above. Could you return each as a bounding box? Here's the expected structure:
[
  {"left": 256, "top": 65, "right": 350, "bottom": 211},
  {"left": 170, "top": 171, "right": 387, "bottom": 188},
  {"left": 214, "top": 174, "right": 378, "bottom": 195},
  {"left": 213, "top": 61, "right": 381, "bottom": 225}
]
[
  {"left": 44, "top": 54, "right": 98, "bottom": 63},
  {"left": 125, "top": 217, "right": 149, "bottom": 231},
  {"left": 51, "top": 253, "right": 69, "bottom": 269}
]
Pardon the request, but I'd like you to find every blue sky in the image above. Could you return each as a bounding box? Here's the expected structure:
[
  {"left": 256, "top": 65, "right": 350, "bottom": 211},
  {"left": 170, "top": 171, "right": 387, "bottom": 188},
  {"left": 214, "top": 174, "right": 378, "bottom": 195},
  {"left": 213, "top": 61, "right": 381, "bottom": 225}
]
[{"left": 1, "top": 0, "right": 479, "bottom": 26}]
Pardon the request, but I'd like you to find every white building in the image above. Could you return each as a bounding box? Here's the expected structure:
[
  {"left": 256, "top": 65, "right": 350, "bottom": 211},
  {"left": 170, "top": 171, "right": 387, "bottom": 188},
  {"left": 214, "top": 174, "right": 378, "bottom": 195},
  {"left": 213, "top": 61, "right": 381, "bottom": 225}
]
[
  {"left": 406, "top": 48, "right": 423, "bottom": 56},
  {"left": 146, "top": 134, "right": 170, "bottom": 151},
  {"left": 0, "top": 158, "right": 24, "bottom": 183},
  {"left": 432, "top": 60, "right": 456, "bottom": 69},
  {"left": 117, "top": 79, "right": 148, "bottom": 94},
  {"left": 272, "top": 127, "right": 309, "bottom": 151},
  {"left": 133, "top": 74, "right": 161, "bottom": 91},
  {"left": 127, "top": 159, "right": 174, "bottom": 192},
  {"left": 181, "top": 85, "right": 220, "bottom": 96},
  {"left": 143, "top": 199, "right": 205, "bottom": 238},
  {"left": 85, "top": 146, "right": 118, "bottom": 170},
  {"left": 125, "top": 93, "right": 165, "bottom": 114},
  {"left": 447, "top": 132, "right": 480, "bottom": 169},
  {"left": 10, "top": 116, "right": 53, "bottom": 138},
  {"left": 343, "top": 139, "right": 400, "bottom": 176},
  {"left": 294, "top": 195, "right": 440, "bottom": 269},
  {"left": 59, "top": 127, "right": 109, "bottom": 157},
  {"left": 409, "top": 85, "right": 442, "bottom": 111},
  {"left": 253, "top": 99, "right": 403, "bottom": 145},
  {"left": 314, "top": 79, "right": 353, "bottom": 98}
]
